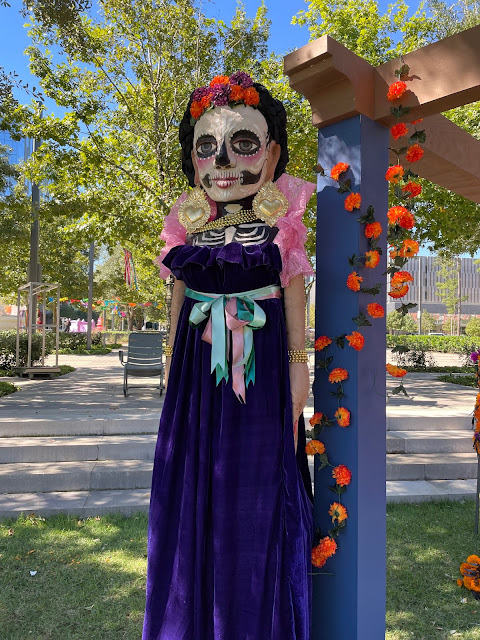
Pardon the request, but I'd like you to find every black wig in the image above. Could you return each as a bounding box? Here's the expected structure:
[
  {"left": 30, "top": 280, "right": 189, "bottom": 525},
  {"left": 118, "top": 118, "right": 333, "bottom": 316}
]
[{"left": 179, "top": 82, "right": 289, "bottom": 188}]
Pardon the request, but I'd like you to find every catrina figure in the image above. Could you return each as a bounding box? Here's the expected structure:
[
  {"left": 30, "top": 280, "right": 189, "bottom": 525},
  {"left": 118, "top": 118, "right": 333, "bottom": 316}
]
[{"left": 143, "top": 73, "right": 315, "bottom": 640}]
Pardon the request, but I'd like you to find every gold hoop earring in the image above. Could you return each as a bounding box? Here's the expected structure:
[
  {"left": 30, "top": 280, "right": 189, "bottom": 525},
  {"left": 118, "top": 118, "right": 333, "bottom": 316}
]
[
  {"left": 178, "top": 187, "right": 211, "bottom": 233},
  {"left": 253, "top": 181, "right": 288, "bottom": 227}
]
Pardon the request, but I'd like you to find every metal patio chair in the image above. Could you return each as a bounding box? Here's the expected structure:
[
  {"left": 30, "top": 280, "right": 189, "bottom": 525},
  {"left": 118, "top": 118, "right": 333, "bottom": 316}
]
[{"left": 118, "top": 331, "right": 165, "bottom": 397}]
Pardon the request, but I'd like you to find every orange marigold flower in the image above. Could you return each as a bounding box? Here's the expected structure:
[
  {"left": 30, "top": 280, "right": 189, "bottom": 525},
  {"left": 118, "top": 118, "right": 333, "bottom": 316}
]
[
  {"left": 365, "top": 250, "right": 380, "bottom": 269},
  {"left": 344, "top": 192, "right": 362, "bottom": 211},
  {"left": 390, "top": 123, "right": 408, "bottom": 140},
  {"left": 385, "top": 164, "right": 405, "bottom": 184},
  {"left": 329, "top": 502, "right": 348, "bottom": 523},
  {"left": 243, "top": 87, "right": 260, "bottom": 106},
  {"left": 332, "top": 464, "right": 352, "bottom": 486},
  {"left": 402, "top": 181, "right": 422, "bottom": 198},
  {"left": 330, "top": 162, "right": 349, "bottom": 181},
  {"left": 367, "top": 302, "right": 385, "bottom": 318},
  {"left": 311, "top": 546, "right": 327, "bottom": 568},
  {"left": 400, "top": 239, "right": 419, "bottom": 257},
  {"left": 328, "top": 368, "right": 349, "bottom": 384},
  {"left": 397, "top": 211, "right": 415, "bottom": 230},
  {"left": 229, "top": 85, "right": 244, "bottom": 101},
  {"left": 365, "top": 221, "right": 382, "bottom": 239},
  {"left": 387, "top": 80, "right": 407, "bottom": 101},
  {"left": 200, "top": 95, "right": 212, "bottom": 109},
  {"left": 386, "top": 363, "right": 408, "bottom": 378},
  {"left": 406, "top": 143, "right": 424, "bottom": 163},
  {"left": 347, "top": 271, "right": 363, "bottom": 291},
  {"left": 309, "top": 412, "right": 323, "bottom": 427},
  {"left": 318, "top": 536, "right": 338, "bottom": 558},
  {"left": 388, "top": 283, "right": 409, "bottom": 299},
  {"left": 190, "top": 101, "right": 204, "bottom": 119},
  {"left": 315, "top": 336, "right": 332, "bottom": 351},
  {"left": 410, "top": 118, "right": 423, "bottom": 125},
  {"left": 346, "top": 330, "right": 365, "bottom": 351},
  {"left": 305, "top": 440, "right": 326, "bottom": 455},
  {"left": 387, "top": 205, "right": 409, "bottom": 225},
  {"left": 335, "top": 407, "right": 351, "bottom": 427},
  {"left": 391, "top": 270, "right": 414, "bottom": 284},
  {"left": 210, "top": 75, "right": 230, "bottom": 86}
]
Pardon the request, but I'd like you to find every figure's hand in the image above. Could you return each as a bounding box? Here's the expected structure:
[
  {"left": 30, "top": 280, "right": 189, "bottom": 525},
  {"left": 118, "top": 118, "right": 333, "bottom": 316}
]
[{"left": 289, "top": 362, "right": 310, "bottom": 452}]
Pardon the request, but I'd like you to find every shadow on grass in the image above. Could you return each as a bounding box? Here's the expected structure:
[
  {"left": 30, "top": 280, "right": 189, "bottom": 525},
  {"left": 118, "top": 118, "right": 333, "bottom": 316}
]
[{"left": 0, "top": 512, "right": 149, "bottom": 640}]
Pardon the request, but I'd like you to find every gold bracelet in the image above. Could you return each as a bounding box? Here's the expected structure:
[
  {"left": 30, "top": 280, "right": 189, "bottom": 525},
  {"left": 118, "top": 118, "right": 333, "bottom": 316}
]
[
  {"left": 164, "top": 345, "right": 173, "bottom": 357},
  {"left": 288, "top": 349, "right": 308, "bottom": 363}
]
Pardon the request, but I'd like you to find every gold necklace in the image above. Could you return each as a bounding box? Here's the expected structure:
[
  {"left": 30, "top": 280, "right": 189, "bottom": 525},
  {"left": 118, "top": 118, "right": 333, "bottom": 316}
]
[{"left": 194, "top": 210, "right": 258, "bottom": 233}]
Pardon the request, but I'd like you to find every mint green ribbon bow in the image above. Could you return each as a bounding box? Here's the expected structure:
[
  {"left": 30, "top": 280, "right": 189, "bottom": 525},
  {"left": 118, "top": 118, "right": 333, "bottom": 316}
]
[{"left": 185, "top": 284, "right": 281, "bottom": 400}]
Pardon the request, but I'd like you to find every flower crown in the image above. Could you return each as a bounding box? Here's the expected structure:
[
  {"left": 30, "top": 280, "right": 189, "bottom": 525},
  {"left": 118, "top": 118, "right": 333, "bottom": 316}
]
[{"left": 190, "top": 72, "right": 260, "bottom": 122}]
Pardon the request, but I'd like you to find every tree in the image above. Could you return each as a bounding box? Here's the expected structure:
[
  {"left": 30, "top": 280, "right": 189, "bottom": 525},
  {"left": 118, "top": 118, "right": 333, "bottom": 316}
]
[
  {"left": 465, "top": 317, "right": 480, "bottom": 336},
  {"left": 434, "top": 254, "right": 468, "bottom": 335},
  {"left": 386, "top": 310, "right": 417, "bottom": 334},
  {"left": 420, "top": 310, "right": 436, "bottom": 334}
]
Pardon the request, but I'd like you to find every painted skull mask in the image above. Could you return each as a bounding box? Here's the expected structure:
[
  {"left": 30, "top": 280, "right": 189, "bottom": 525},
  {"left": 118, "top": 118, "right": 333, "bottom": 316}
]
[{"left": 192, "top": 104, "right": 276, "bottom": 203}]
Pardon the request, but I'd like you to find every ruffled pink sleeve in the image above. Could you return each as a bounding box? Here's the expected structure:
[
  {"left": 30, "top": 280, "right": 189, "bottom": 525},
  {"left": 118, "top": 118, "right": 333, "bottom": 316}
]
[{"left": 273, "top": 174, "right": 316, "bottom": 288}]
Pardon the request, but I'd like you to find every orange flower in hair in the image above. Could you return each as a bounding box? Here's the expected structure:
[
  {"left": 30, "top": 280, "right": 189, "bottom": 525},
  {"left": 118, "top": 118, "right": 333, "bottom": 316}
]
[
  {"left": 387, "top": 80, "right": 407, "bottom": 101},
  {"left": 210, "top": 75, "right": 230, "bottom": 87},
  {"left": 390, "top": 123, "right": 408, "bottom": 140},
  {"left": 330, "top": 162, "right": 349, "bottom": 181},
  {"left": 305, "top": 440, "right": 326, "bottom": 455},
  {"left": 346, "top": 331, "right": 365, "bottom": 351},
  {"left": 329, "top": 368, "right": 348, "bottom": 384},
  {"left": 335, "top": 407, "right": 351, "bottom": 427},
  {"left": 243, "top": 86, "right": 260, "bottom": 106},
  {"left": 332, "top": 464, "right": 352, "bottom": 486},
  {"left": 402, "top": 181, "right": 422, "bottom": 198},
  {"left": 190, "top": 101, "right": 203, "bottom": 119},
  {"left": 315, "top": 336, "right": 332, "bottom": 351},
  {"left": 329, "top": 502, "right": 348, "bottom": 522},
  {"left": 365, "top": 221, "right": 382, "bottom": 239},
  {"left": 365, "top": 250, "right": 380, "bottom": 268},
  {"left": 344, "top": 192, "right": 362, "bottom": 211},
  {"left": 309, "top": 412, "right": 324, "bottom": 427},
  {"left": 385, "top": 165, "right": 404, "bottom": 184},
  {"left": 367, "top": 302, "right": 385, "bottom": 318},
  {"left": 230, "top": 85, "right": 245, "bottom": 102},
  {"left": 347, "top": 271, "right": 363, "bottom": 291},
  {"left": 406, "top": 143, "right": 424, "bottom": 162}
]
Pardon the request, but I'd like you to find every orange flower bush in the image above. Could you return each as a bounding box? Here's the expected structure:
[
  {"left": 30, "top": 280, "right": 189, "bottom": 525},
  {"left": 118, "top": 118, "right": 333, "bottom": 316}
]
[
  {"left": 406, "top": 143, "right": 424, "bottom": 162},
  {"left": 365, "top": 250, "right": 380, "bottom": 268},
  {"left": 335, "top": 407, "right": 351, "bottom": 427},
  {"left": 309, "top": 412, "right": 324, "bottom": 427},
  {"left": 388, "top": 283, "right": 409, "bottom": 298},
  {"left": 385, "top": 165, "right": 404, "bottom": 184},
  {"left": 346, "top": 331, "right": 365, "bottom": 351},
  {"left": 390, "top": 123, "right": 408, "bottom": 139},
  {"left": 328, "top": 368, "right": 348, "bottom": 384},
  {"left": 330, "top": 162, "right": 349, "bottom": 181},
  {"left": 387, "top": 80, "right": 407, "bottom": 100},
  {"left": 347, "top": 271, "right": 363, "bottom": 291},
  {"left": 364, "top": 221, "right": 382, "bottom": 239},
  {"left": 402, "top": 181, "right": 422, "bottom": 198},
  {"left": 367, "top": 302, "right": 385, "bottom": 318},
  {"left": 305, "top": 440, "right": 326, "bottom": 455},
  {"left": 315, "top": 336, "right": 332, "bottom": 351},
  {"left": 329, "top": 502, "right": 348, "bottom": 523},
  {"left": 386, "top": 363, "right": 408, "bottom": 378},
  {"left": 243, "top": 87, "right": 260, "bottom": 106},
  {"left": 332, "top": 464, "right": 352, "bottom": 486},
  {"left": 344, "top": 192, "right": 362, "bottom": 211}
]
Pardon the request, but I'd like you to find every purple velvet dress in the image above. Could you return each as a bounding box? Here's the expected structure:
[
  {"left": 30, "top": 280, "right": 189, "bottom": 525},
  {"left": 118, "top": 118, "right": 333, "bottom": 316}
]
[{"left": 142, "top": 240, "right": 313, "bottom": 640}]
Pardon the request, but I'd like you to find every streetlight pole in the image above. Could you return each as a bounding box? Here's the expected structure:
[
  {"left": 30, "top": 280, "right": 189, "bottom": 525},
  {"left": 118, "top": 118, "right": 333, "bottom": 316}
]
[
  {"left": 28, "top": 129, "right": 42, "bottom": 331},
  {"left": 86, "top": 241, "right": 94, "bottom": 350}
]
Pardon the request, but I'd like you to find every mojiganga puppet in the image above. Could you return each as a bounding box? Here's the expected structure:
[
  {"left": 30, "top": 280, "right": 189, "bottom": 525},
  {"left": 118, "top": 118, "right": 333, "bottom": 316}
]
[{"left": 143, "top": 72, "right": 316, "bottom": 640}]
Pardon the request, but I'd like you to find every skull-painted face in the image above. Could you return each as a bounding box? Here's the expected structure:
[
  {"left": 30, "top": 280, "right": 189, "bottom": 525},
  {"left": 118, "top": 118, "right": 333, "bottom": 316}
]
[{"left": 192, "top": 104, "right": 278, "bottom": 202}]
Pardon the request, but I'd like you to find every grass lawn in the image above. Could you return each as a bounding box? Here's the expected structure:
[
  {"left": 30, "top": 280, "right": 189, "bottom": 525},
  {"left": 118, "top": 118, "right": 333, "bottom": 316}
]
[{"left": 1, "top": 502, "right": 480, "bottom": 639}]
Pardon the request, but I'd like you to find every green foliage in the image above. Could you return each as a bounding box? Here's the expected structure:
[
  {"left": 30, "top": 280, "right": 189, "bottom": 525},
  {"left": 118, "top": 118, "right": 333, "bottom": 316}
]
[
  {"left": 0, "top": 380, "right": 18, "bottom": 396},
  {"left": 386, "top": 310, "right": 417, "bottom": 334},
  {"left": 419, "top": 310, "right": 436, "bottom": 334},
  {"left": 58, "top": 331, "right": 102, "bottom": 350},
  {"left": 465, "top": 316, "right": 480, "bottom": 336},
  {"left": 387, "top": 333, "right": 480, "bottom": 353},
  {"left": 0, "top": 330, "right": 54, "bottom": 369},
  {"left": 437, "top": 373, "right": 477, "bottom": 386}
]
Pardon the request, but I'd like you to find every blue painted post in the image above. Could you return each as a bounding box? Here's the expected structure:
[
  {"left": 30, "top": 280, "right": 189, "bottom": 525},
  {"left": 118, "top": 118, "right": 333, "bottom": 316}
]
[{"left": 312, "top": 115, "right": 389, "bottom": 639}]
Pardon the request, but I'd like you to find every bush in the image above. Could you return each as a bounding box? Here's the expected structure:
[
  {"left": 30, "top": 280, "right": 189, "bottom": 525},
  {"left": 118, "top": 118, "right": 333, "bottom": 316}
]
[
  {"left": 59, "top": 332, "right": 102, "bottom": 350},
  {"left": 387, "top": 334, "right": 480, "bottom": 354},
  {"left": 393, "top": 346, "right": 436, "bottom": 370},
  {"left": 0, "top": 381, "right": 18, "bottom": 396},
  {"left": 0, "top": 331, "right": 55, "bottom": 370},
  {"left": 465, "top": 317, "right": 480, "bottom": 336}
]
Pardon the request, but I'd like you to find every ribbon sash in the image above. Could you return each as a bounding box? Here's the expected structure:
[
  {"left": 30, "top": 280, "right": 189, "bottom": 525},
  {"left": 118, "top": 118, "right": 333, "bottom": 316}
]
[{"left": 185, "top": 284, "right": 282, "bottom": 403}]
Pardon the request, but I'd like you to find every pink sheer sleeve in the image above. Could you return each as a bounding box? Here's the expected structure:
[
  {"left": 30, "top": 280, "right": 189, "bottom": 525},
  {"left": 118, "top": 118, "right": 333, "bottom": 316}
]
[{"left": 274, "top": 174, "right": 316, "bottom": 288}]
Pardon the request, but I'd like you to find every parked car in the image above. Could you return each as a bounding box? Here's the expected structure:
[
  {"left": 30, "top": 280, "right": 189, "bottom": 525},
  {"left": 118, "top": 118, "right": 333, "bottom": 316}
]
[{"left": 428, "top": 332, "right": 446, "bottom": 336}]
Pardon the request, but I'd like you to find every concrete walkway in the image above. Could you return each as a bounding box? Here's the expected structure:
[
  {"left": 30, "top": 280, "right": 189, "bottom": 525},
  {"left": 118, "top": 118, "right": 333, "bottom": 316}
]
[{"left": 0, "top": 351, "right": 478, "bottom": 516}]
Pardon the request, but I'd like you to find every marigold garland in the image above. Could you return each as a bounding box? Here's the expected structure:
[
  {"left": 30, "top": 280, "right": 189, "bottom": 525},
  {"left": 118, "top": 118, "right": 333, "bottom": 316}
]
[
  {"left": 388, "top": 283, "right": 410, "bottom": 299},
  {"left": 346, "top": 331, "right": 365, "bottom": 351},
  {"left": 305, "top": 440, "right": 326, "bottom": 455},
  {"left": 328, "top": 368, "right": 349, "bottom": 384},
  {"left": 344, "top": 192, "right": 362, "bottom": 211},
  {"left": 391, "top": 270, "right": 414, "bottom": 284},
  {"left": 332, "top": 464, "right": 352, "bottom": 486},
  {"left": 405, "top": 143, "right": 424, "bottom": 163},
  {"left": 346, "top": 271, "right": 363, "bottom": 291},
  {"left": 329, "top": 502, "right": 348, "bottom": 523},
  {"left": 335, "top": 407, "right": 351, "bottom": 427},
  {"left": 367, "top": 302, "right": 385, "bottom": 318},
  {"left": 365, "top": 250, "right": 380, "bottom": 268},
  {"left": 390, "top": 123, "right": 409, "bottom": 140},
  {"left": 386, "top": 363, "right": 408, "bottom": 378},
  {"left": 385, "top": 165, "right": 405, "bottom": 184},
  {"left": 401, "top": 181, "right": 422, "bottom": 198},
  {"left": 315, "top": 336, "right": 332, "bottom": 351},
  {"left": 330, "top": 162, "right": 349, "bottom": 181},
  {"left": 364, "top": 221, "right": 382, "bottom": 239},
  {"left": 387, "top": 80, "right": 408, "bottom": 101},
  {"left": 309, "top": 412, "right": 324, "bottom": 427}
]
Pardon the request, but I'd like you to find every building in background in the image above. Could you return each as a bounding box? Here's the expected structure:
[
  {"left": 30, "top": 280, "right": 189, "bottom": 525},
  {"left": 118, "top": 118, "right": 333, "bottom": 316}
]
[{"left": 387, "top": 255, "right": 480, "bottom": 332}]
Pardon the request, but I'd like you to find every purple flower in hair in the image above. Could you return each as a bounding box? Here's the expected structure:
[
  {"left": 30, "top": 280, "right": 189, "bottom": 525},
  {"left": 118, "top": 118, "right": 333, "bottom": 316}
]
[
  {"left": 474, "top": 431, "right": 480, "bottom": 442},
  {"left": 210, "top": 84, "right": 231, "bottom": 106},
  {"left": 471, "top": 350, "right": 480, "bottom": 363},
  {"left": 192, "top": 86, "right": 211, "bottom": 102},
  {"left": 229, "top": 71, "right": 253, "bottom": 88}
]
